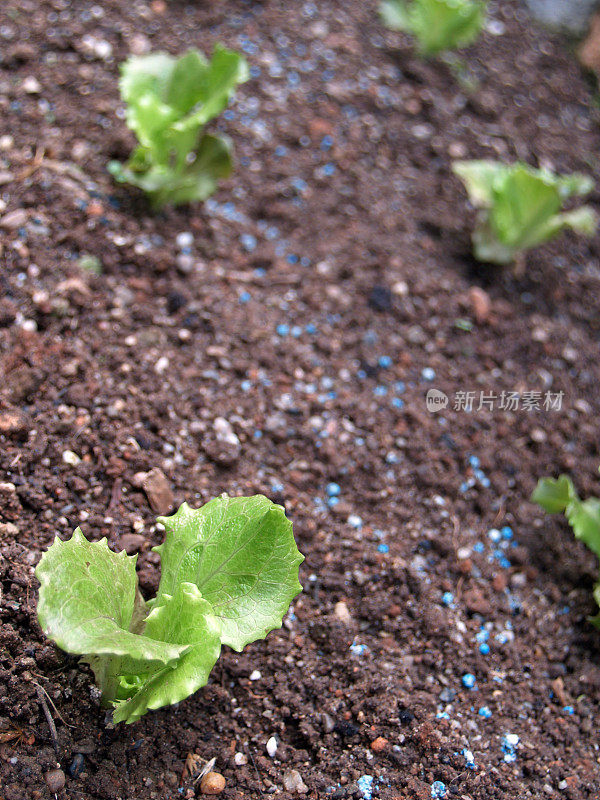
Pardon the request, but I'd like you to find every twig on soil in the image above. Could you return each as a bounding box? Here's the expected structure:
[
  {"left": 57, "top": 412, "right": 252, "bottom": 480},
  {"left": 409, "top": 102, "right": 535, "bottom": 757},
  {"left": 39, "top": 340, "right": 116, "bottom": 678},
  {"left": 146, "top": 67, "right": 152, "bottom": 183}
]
[
  {"left": 181, "top": 753, "right": 216, "bottom": 786},
  {"left": 192, "top": 756, "right": 216, "bottom": 785},
  {"left": 34, "top": 682, "right": 60, "bottom": 758},
  {"left": 33, "top": 681, "right": 73, "bottom": 729},
  {"left": 491, "top": 499, "right": 506, "bottom": 529},
  {"left": 15, "top": 147, "right": 45, "bottom": 181},
  {"left": 33, "top": 155, "right": 93, "bottom": 188},
  {"left": 247, "top": 748, "right": 266, "bottom": 793}
]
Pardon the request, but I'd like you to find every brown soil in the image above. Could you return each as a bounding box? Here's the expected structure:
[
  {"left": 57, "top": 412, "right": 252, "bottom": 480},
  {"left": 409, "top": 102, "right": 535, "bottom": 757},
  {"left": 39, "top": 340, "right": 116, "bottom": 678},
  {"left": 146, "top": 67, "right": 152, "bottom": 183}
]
[{"left": 1, "top": 1, "right": 600, "bottom": 799}]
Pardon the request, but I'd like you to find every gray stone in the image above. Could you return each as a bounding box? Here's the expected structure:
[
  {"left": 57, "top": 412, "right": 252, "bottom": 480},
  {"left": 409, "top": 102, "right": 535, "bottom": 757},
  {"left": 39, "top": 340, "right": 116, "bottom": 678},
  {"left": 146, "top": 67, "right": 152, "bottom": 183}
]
[
  {"left": 283, "top": 769, "right": 309, "bottom": 794},
  {"left": 523, "top": 0, "right": 599, "bottom": 35}
]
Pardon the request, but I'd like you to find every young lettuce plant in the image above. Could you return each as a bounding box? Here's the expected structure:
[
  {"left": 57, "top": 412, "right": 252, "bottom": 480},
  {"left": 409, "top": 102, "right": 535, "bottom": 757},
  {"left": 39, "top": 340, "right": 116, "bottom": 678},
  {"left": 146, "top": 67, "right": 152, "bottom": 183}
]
[
  {"left": 453, "top": 160, "right": 597, "bottom": 267},
  {"left": 532, "top": 474, "right": 600, "bottom": 627},
  {"left": 36, "top": 495, "right": 304, "bottom": 723},
  {"left": 108, "top": 45, "right": 249, "bottom": 208},
  {"left": 380, "top": 0, "right": 486, "bottom": 57}
]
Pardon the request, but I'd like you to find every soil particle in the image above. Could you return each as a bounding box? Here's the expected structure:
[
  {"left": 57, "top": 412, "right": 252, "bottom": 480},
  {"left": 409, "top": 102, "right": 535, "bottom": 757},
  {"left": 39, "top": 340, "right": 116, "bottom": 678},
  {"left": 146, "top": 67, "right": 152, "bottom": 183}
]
[
  {"left": 0, "top": 407, "right": 29, "bottom": 438},
  {"left": 118, "top": 533, "right": 147, "bottom": 554},
  {"left": 142, "top": 468, "right": 174, "bottom": 515}
]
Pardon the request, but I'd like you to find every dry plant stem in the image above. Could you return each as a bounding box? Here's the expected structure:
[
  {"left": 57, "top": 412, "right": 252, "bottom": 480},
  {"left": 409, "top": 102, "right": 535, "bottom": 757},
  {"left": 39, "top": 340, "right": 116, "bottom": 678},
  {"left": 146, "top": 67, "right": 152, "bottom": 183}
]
[{"left": 34, "top": 683, "right": 60, "bottom": 759}]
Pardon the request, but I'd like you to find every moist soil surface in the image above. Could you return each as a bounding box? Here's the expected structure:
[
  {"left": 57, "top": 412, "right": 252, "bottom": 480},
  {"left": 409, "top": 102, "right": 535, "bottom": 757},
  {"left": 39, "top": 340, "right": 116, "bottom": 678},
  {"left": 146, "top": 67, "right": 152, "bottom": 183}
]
[{"left": 1, "top": 1, "right": 600, "bottom": 799}]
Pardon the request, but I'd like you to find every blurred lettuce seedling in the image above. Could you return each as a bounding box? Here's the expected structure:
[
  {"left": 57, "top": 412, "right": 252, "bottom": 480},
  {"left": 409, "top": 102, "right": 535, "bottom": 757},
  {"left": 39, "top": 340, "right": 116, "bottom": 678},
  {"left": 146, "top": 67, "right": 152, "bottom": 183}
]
[
  {"left": 109, "top": 45, "right": 249, "bottom": 208},
  {"left": 380, "top": 0, "right": 486, "bottom": 57},
  {"left": 453, "top": 160, "right": 596, "bottom": 268}
]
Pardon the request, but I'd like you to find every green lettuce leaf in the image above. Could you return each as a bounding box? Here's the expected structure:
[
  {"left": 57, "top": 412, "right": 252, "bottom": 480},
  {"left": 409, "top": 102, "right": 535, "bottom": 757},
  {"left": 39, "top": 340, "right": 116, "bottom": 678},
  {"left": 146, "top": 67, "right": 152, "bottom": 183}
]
[
  {"left": 113, "top": 583, "right": 222, "bottom": 724},
  {"left": 109, "top": 45, "right": 248, "bottom": 207},
  {"left": 109, "top": 134, "right": 232, "bottom": 208},
  {"left": 35, "top": 530, "right": 187, "bottom": 693},
  {"left": 591, "top": 583, "right": 600, "bottom": 629},
  {"left": 556, "top": 172, "right": 594, "bottom": 200},
  {"left": 381, "top": 0, "right": 486, "bottom": 55},
  {"left": 533, "top": 475, "right": 600, "bottom": 624},
  {"left": 531, "top": 475, "right": 577, "bottom": 515},
  {"left": 454, "top": 160, "right": 597, "bottom": 265},
  {"left": 489, "top": 165, "right": 563, "bottom": 250},
  {"left": 566, "top": 498, "right": 600, "bottom": 561},
  {"left": 36, "top": 496, "right": 303, "bottom": 723},
  {"left": 154, "top": 495, "right": 304, "bottom": 651},
  {"left": 533, "top": 475, "right": 600, "bottom": 565},
  {"left": 558, "top": 206, "right": 598, "bottom": 238},
  {"left": 380, "top": 0, "right": 412, "bottom": 30},
  {"left": 167, "top": 44, "right": 249, "bottom": 127},
  {"left": 452, "top": 160, "right": 507, "bottom": 207}
]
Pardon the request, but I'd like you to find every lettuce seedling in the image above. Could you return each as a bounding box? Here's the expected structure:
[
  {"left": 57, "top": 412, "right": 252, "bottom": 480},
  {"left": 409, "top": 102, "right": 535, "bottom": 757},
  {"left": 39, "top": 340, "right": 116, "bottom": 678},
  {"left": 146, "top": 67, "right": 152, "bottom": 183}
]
[
  {"left": 453, "top": 160, "right": 597, "bottom": 266},
  {"left": 532, "top": 475, "right": 600, "bottom": 626},
  {"left": 108, "top": 46, "right": 249, "bottom": 208},
  {"left": 36, "top": 495, "right": 304, "bottom": 723},
  {"left": 380, "top": 0, "right": 486, "bottom": 56}
]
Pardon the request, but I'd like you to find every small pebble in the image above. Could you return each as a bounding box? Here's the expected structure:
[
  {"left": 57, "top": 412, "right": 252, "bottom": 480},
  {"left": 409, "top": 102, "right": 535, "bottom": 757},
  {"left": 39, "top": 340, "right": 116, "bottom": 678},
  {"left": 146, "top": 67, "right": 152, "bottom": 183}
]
[
  {"left": 334, "top": 601, "right": 352, "bottom": 624},
  {"left": 44, "top": 769, "right": 66, "bottom": 792},
  {"left": 439, "top": 687, "right": 455, "bottom": 703},
  {"left": 478, "top": 706, "right": 492, "bottom": 718},
  {"left": 0, "top": 209, "right": 28, "bottom": 230},
  {"left": 175, "top": 231, "right": 193, "bottom": 249},
  {"left": 468, "top": 286, "right": 491, "bottom": 324},
  {"left": 266, "top": 736, "right": 278, "bottom": 758},
  {"left": 240, "top": 233, "right": 257, "bottom": 252},
  {"left": 142, "top": 468, "right": 174, "bottom": 515},
  {"left": 200, "top": 771, "right": 226, "bottom": 795},
  {"left": 62, "top": 450, "right": 81, "bottom": 466},
  {"left": 370, "top": 736, "right": 388, "bottom": 753},
  {"left": 249, "top": 670, "right": 261, "bottom": 681},
  {"left": 347, "top": 514, "right": 362, "bottom": 529},
  {"left": 22, "top": 75, "right": 41, "bottom": 94},
  {"left": 421, "top": 367, "right": 436, "bottom": 381},
  {"left": 154, "top": 356, "right": 169, "bottom": 374},
  {"left": 283, "top": 769, "right": 309, "bottom": 794},
  {"left": 326, "top": 482, "right": 341, "bottom": 497},
  {"left": 233, "top": 752, "right": 247, "bottom": 766}
]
